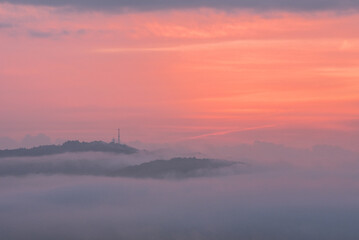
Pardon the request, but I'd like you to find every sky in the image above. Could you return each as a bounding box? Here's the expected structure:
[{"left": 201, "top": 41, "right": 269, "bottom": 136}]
[{"left": 1, "top": 1, "right": 359, "bottom": 149}]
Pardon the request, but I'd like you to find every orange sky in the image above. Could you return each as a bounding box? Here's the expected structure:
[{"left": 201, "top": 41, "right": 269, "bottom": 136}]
[{"left": 1, "top": 4, "right": 359, "bottom": 148}]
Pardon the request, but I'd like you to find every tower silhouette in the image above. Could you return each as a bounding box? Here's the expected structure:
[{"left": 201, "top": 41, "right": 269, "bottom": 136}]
[{"left": 117, "top": 128, "right": 120, "bottom": 144}]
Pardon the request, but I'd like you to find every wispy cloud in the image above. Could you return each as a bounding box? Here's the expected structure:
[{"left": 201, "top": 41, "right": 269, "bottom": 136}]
[
  {"left": 0, "top": 22, "right": 12, "bottom": 28},
  {"left": 1, "top": 0, "right": 359, "bottom": 12},
  {"left": 27, "top": 29, "right": 71, "bottom": 38},
  {"left": 186, "top": 125, "right": 276, "bottom": 140},
  {"left": 93, "top": 39, "right": 300, "bottom": 53}
]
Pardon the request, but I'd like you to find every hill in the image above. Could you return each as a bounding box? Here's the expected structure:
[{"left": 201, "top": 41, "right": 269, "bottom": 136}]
[
  {"left": 115, "top": 157, "right": 238, "bottom": 179},
  {"left": 0, "top": 140, "right": 138, "bottom": 158}
]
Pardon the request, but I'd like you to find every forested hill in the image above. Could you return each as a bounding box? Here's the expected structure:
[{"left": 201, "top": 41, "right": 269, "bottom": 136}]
[{"left": 0, "top": 140, "right": 138, "bottom": 158}]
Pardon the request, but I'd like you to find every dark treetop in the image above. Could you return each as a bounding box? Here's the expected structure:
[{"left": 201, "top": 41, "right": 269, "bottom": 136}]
[
  {"left": 115, "top": 157, "right": 238, "bottom": 179},
  {"left": 0, "top": 156, "right": 239, "bottom": 179},
  {"left": 0, "top": 140, "right": 138, "bottom": 158}
]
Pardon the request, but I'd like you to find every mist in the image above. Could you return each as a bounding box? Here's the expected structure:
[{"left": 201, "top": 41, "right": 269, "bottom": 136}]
[
  {"left": 0, "top": 152, "right": 241, "bottom": 179},
  {"left": 1, "top": 171, "right": 359, "bottom": 240},
  {"left": 1, "top": 142, "right": 359, "bottom": 239}
]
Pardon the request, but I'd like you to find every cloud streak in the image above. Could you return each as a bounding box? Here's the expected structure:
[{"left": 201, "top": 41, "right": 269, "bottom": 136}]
[
  {"left": 1, "top": 0, "right": 359, "bottom": 12},
  {"left": 0, "top": 22, "right": 12, "bottom": 28},
  {"left": 186, "top": 125, "right": 276, "bottom": 140}
]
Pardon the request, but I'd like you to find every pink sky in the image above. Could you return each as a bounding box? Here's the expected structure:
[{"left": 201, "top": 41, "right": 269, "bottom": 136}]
[{"left": 1, "top": 3, "right": 359, "bottom": 148}]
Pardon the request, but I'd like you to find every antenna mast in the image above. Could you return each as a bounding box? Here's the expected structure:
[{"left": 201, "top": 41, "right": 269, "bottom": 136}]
[{"left": 117, "top": 128, "right": 120, "bottom": 144}]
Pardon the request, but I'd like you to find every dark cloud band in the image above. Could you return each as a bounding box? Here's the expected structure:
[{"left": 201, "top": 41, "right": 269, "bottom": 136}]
[{"left": 1, "top": 0, "right": 358, "bottom": 12}]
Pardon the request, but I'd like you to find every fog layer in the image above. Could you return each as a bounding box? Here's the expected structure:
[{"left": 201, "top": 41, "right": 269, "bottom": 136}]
[
  {"left": 1, "top": 142, "right": 359, "bottom": 239},
  {"left": 1, "top": 169, "right": 359, "bottom": 240}
]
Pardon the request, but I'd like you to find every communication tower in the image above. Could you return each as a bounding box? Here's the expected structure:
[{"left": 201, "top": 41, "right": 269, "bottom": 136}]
[{"left": 117, "top": 128, "right": 120, "bottom": 144}]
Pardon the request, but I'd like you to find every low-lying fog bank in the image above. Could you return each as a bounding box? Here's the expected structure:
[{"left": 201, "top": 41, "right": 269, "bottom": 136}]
[
  {"left": 0, "top": 151, "right": 244, "bottom": 179},
  {"left": 1, "top": 169, "right": 359, "bottom": 240},
  {"left": 1, "top": 142, "right": 359, "bottom": 239}
]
